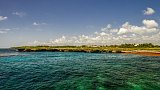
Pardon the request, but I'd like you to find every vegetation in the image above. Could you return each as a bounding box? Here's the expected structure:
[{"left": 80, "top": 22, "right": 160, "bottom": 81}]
[
  {"left": 12, "top": 43, "right": 160, "bottom": 53},
  {"left": 119, "top": 43, "right": 156, "bottom": 48}
]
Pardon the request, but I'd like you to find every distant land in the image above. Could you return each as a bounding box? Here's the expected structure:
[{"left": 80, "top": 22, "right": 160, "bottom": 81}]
[{"left": 12, "top": 43, "right": 160, "bottom": 56}]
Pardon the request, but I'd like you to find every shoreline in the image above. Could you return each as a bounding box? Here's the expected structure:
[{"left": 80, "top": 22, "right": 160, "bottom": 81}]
[
  {"left": 13, "top": 49, "right": 160, "bottom": 57},
  {"left": 12, "top": 45, "right": 160, "bottom": 56},
  {"left": 122, "top": 50, "right": 160, "bottom": 56}
]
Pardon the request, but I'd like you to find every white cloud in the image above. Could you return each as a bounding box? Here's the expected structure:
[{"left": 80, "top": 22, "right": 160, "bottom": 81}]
[
  {"left": 0, "top": 16, "right": 8, "bottom": 21},
  {"left": 117, "top": 28, "right": 128, "bottom": 34},
  {"left": 142, "top": 19, "right": 158, "bottom": 28},
  {"left": 107, "top": 24, "right": 112, "bottom": 28},
  {"left": 33, "top": 22, "right": 46, "bottom": 26},
  {"left": 117, "top": 20, "right": 159, "bottom": 35},
  {"left": 12, "top": 12, "right": 26, "bottom": 17},
  {"left": 0, "top": 29, "right": 11, "bottom": 34},
  {"left": 28, "top": 19, "right": 160, "bottom": 46},
  {"left": 144, "top": 7, "right": 155, "bottom": 15},
  {"left": 33, "top": 22, "right": 39, "bottom": 26},
  {"left": 0, "top": 31, "right": 6, "bottom": 34},
  {"left": 110, "top": 29, "right": 118, "bottom": 33}
]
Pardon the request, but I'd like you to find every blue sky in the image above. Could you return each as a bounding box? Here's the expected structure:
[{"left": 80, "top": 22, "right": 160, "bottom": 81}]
[{"left": 0, "top": 0, "right": 160, "bottom": 47}]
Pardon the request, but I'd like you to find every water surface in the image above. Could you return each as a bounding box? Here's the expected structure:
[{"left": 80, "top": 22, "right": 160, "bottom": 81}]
[{"left": 0, "top": 49, "right": 160, "bottom": 90}]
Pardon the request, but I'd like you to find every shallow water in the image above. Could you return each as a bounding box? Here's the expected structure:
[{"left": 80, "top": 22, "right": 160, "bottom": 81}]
[{"left": 0, "top": 49, "right": 160, "bottom": 90}]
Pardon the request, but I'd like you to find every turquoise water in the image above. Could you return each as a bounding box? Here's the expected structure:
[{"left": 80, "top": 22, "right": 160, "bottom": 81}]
[{"left": 0, "top": 49, "right": 160, "bottom": 90}]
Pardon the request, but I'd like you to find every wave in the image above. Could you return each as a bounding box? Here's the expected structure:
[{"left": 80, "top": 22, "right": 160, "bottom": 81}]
[{"left": 0, "top": 53, "right": 21, "bottom": 57}]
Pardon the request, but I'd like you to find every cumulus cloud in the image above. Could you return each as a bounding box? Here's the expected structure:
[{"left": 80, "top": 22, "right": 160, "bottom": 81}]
[
  {"left": 33, "top": 22, "right": 46, "bottom": 26},
  {"left": 0, "top": 16, "right": 8, "bottom": 21},
  {"left": 28, "top": 19, "right": 160, "bottom": 46},
  {"left": 117, "top": 28, "right": 128, "bottom": 35},
  {"left": 0, "top": 29, "right": 11, "bottom": 34},
  {"left": 12, "top": 12, "right": 26, "bottom": 17},
  {"left": 142, "top": 19, "right": 158, "bottom": 28},
  {"left": 144, "top": 7, "right": 155, "bottom": 15},
  {"left": 117, "top": 20, "right": 159, "bottom": 35}
]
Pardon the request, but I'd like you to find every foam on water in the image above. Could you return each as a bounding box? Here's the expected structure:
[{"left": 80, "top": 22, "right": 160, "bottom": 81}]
[{"left": 0, "top": 53, "right": 20, "bottom": 57}]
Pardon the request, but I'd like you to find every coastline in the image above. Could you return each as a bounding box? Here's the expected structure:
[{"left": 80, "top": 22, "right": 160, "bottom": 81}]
[
  {"left": 11, "top": 46, "right": 160, "bottom": 56},
  {"left": 122, "top": 50, "right": 160, "bottom": 56}
]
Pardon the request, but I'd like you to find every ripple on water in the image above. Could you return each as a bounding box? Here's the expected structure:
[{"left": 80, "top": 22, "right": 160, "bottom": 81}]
[{"left": 0, "top": 52, "right": 160, "bottom": 90}]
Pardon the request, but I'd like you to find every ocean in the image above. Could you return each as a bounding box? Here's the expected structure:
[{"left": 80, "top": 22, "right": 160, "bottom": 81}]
[{"left": 0, "top": 49, "right": 160, "bottom": 90}]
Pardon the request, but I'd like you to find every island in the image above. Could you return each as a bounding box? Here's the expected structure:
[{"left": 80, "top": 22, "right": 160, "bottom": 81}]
[{"left": 12, "top": 43, "right": 160, "bottom": 56}]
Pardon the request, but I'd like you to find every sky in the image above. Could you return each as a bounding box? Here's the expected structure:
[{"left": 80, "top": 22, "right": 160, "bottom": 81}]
[{"left": 0, "top": 0, "right": 160, "bottom": 48}]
